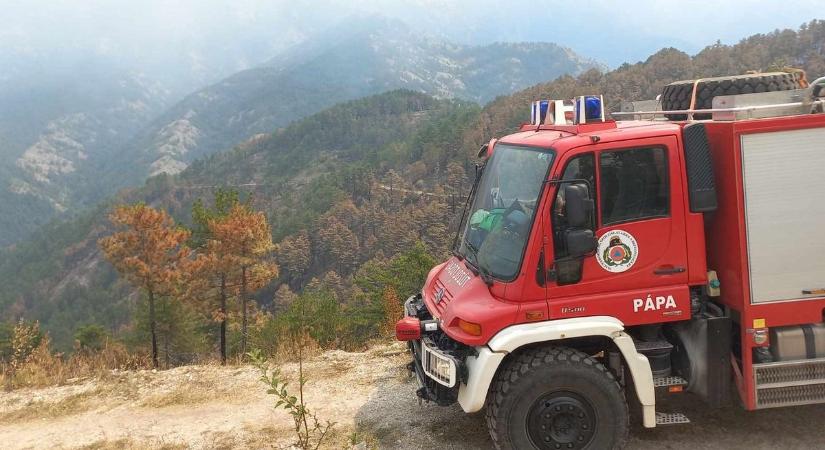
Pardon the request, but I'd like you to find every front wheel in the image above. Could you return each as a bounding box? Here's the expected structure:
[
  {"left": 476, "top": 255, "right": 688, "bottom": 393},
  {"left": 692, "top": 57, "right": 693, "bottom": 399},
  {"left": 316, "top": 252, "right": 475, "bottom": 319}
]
[{"left": 485, "top": 346, "right": 628, "bottom": 450}]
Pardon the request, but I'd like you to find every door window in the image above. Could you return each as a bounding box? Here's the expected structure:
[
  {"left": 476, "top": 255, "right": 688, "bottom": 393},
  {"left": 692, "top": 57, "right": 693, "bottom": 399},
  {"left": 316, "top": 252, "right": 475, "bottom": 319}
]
[
  {"left": 599, "top": 147, "right": 669, "bottom": 225},
  {"left": 553, "top": 153, "right": 596, "bottom": 259}
]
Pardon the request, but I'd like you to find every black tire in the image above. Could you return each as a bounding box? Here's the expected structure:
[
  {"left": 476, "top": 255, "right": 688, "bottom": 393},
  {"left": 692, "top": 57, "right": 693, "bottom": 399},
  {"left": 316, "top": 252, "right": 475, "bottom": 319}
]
[
  {"left": 485, "top": 346, "right": 628, "bottom": 450},
  {"left": 661, "top": 72, "right": 804, "bottom": 120}
]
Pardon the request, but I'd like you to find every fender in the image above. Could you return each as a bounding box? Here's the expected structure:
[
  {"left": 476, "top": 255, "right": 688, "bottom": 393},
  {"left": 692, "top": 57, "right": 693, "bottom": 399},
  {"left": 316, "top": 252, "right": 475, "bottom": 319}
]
[{"left": 456, "top": 316, "right": 657, "bottom": 428}]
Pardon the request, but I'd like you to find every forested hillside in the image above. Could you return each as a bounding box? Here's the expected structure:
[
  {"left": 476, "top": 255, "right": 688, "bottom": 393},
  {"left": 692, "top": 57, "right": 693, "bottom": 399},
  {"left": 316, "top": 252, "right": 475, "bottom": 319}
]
[
  {"left": 0, "top": 69, "right": 170, "bottom": 246},
  {"left": 2, "top": 20, "right": 825, "bottom": 356},
  {"left": 0, "top": 91, "right": 479, "bottom": 349},
  {"left": 0, "top": 18, "right": 599, "bottom": 248}
]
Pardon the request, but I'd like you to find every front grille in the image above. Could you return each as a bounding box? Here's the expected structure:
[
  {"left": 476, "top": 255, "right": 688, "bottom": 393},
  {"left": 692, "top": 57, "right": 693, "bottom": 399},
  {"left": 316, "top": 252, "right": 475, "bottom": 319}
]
[
  {"left": 421, "top": 341, "right": 456, "bottom": 387},
  {"left": 431, "top": 279, "right": 452, "bottom": 315},
  {"left": 754, "top": 357, "right": 825, "bottom": 408},
  {"left": 409, "top": 339, "right": 459, "bottom": 406}
]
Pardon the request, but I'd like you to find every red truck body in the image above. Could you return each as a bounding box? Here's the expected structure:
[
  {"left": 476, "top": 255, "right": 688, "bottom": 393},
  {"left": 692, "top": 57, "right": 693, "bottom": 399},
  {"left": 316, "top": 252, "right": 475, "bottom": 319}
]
[{"left": 398, "top": 83, "right": 825, "bottom": 449}]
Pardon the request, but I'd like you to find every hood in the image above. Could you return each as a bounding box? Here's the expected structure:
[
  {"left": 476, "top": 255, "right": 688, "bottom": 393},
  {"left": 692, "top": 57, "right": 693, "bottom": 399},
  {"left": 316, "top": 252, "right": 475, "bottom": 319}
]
[{"left": 423, "top": 256, "right": 523, "bottom": 346}]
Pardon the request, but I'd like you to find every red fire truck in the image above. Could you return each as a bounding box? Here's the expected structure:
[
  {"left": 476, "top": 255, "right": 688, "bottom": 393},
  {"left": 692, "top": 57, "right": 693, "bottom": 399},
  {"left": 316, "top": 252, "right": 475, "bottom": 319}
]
[{"left": 396, "top": 72, "right": 825, "bottom": 449}]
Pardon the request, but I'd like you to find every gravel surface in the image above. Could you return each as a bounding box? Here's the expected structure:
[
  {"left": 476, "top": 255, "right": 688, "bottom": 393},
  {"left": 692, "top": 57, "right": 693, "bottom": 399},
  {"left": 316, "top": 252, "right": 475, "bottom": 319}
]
[{"left": 356, "top": 363, "right": 825, "bottom": 450}]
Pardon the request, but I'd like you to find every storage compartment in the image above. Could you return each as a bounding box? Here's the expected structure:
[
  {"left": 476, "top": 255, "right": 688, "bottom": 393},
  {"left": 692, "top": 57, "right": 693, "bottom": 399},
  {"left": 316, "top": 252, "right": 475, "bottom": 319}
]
[
  {"left": 770, "top": 323, "right": 825, "bottom": 361},
  {"left": 741, "top": 127, "right": 825, "bottom": 303}
]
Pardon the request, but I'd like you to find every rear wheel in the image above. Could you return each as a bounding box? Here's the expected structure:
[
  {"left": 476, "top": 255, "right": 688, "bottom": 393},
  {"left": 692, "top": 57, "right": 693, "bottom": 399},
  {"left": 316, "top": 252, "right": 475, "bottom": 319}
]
[
  {"left": 485, "top": 346, "right": 628, "bottom": 450},
  {"left": 661, "top": 72, "right": 804, "bottom": 120}
]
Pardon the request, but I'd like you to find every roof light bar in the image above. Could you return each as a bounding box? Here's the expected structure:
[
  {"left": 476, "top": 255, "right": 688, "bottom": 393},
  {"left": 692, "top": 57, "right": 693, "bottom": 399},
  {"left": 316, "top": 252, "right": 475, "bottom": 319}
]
[{"left": 531, "top": 95, "right": 606, "bottom": 125}]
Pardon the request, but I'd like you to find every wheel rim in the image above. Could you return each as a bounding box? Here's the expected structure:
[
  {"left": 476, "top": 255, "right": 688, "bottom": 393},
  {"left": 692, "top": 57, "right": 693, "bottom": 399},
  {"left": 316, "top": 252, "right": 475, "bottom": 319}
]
[{"left": 526, "top": 391, "right": 597, "bottom": 449}]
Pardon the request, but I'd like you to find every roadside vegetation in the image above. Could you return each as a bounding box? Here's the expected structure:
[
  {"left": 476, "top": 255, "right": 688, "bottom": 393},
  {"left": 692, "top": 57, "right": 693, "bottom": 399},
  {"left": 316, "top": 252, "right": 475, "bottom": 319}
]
[
  {"left": 0, "top": 190, "right": 437, "bottom": 391},
  {"left": 1, "top": 320, "right": 145, "bottom": 391}
]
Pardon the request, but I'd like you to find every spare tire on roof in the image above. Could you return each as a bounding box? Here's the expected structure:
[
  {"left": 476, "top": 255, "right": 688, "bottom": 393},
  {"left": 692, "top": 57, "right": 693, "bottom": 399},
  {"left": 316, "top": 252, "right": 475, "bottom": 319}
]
[{"left": 661, "top": 72, "right": 804, "bottom": 120}]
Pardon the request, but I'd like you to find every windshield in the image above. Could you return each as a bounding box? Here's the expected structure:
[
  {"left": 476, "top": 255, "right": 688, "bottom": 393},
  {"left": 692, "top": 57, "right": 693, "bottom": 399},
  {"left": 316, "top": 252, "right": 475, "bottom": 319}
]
[{"left": 458, "top": 144, "right": 554, "bottom": 280}]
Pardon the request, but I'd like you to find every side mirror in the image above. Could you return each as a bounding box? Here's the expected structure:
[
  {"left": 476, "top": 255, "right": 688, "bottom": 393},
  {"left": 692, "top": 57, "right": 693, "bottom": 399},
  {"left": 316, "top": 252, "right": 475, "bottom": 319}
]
[
  {"left": 565, "top": 229, "right": 597, "bottom": 257},
  {"left": 477, "top": 143, "right": 489, "bottom": 158},
  {"left": 563, "top": 183, "right": 594, "bottom": 229}
]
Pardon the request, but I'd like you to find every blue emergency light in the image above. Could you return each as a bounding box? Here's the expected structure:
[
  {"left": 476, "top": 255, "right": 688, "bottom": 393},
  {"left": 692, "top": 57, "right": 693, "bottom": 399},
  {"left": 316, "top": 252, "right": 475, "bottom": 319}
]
[
  {"left": 584, "top": 96, "right": 602, "bottom": 120},
  {"left": 575, "top": 95, "right": 606, "bottom": 124}
]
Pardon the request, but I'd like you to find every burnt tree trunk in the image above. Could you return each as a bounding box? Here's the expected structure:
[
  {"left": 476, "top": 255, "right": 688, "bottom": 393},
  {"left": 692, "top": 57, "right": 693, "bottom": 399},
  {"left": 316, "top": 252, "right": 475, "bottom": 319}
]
[
  {"left": 148, "top": 288, "right": 158, "bottom": 369},
  {"left": 220, "top": 273, "right": 227, "bottom": 365},
  {"left": 164, "top": 325, "right": 170, "bottom": 369},
  {"left": 240, "top": 265, "right": 248, "bottom": 359}
]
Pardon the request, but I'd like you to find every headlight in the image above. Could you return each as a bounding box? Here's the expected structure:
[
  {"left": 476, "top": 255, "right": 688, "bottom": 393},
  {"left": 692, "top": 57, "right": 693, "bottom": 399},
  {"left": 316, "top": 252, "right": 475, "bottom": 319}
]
[{"left": 422, "top": 341, "right": 457, "bottom": 387}]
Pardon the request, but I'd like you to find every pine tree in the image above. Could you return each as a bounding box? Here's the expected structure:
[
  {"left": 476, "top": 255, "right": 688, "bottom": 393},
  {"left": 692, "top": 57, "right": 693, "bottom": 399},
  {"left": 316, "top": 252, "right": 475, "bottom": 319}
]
[
  {"left": 316, "top": 216, "right": 359, "bottom": 273},
  {"left": 98, "top": 204, "right": 191, "bottom": 368},
  {"left": 277, "top": 230, "right": 311, "bottom": 287},
  {"left": 273, "top": 284, "right": 298, "bottom": 312},
  {"left": 190, "top": 189, "right": 241, "bottom": 249},
  {"left": 445, "top": 161, "right": 467, "bottom": 214},
  {"left": 187, "top": 235, "right": 235, "bottom": 365},
  {"left": 188, "top": 190, "right": 243, "bottom": 364},
  {"left": 210, "top": 204, "right": 279, "bottom": 358}
]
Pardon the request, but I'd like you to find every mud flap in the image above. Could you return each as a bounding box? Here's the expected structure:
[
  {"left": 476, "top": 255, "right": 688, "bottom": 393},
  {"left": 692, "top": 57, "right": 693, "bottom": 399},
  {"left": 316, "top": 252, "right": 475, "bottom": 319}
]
[{"left": 668, "top": 314, "right": 731, "bottom": 408}]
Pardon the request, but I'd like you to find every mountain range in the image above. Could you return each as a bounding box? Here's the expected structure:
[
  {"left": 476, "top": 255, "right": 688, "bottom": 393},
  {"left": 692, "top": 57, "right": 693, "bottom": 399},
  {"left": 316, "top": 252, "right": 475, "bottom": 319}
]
[{"left": 0, "top": 18, "right": 601, "bottom": 246}]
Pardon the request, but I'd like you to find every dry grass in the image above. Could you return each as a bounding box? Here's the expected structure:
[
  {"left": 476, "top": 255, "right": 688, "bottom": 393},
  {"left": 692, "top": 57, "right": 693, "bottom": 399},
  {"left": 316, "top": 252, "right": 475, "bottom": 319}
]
[
  {"left": 78, "top": 437, "right": 187, "bottom": 450},
  {"left": 380, "top": 287, "right": 404, "bottom": 338},
  {"left": 202, "top": 423, "right": 377, "bottom": 450},
  {"left": 139, "top": 377, "right": 226, "bottom": 408},
  {"left": 1, "top": 336, "right": 148, "bottom": 391},
  {"left": 0, "top": 388, "right": 101, "bottom": 423},
  {"left": 267, "top": 331, "right": 323, "bottom": 362}
]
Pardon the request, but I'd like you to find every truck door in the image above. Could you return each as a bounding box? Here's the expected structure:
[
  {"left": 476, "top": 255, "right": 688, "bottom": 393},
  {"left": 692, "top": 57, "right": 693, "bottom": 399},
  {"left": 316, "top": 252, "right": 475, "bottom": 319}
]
[{"left": 548, "top": 136, "right": 692, "bottom": 325}]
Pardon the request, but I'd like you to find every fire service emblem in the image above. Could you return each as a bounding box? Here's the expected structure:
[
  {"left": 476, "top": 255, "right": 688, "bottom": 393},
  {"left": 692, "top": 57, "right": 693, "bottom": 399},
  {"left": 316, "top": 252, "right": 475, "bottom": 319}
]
[{"left": 597, "top": 230, "right": 638, "bottom": 273}]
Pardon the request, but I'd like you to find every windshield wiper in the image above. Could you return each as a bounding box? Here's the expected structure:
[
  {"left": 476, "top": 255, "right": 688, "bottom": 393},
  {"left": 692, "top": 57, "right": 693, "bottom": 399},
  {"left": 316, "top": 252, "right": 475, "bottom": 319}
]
[{"left": 461, "top": 238, "right": 494, "bottom": 286}]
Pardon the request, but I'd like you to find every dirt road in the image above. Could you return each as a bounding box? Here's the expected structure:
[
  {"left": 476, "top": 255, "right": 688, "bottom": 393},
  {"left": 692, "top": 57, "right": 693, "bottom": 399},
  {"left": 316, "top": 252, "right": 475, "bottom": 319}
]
[
  {"left": 0, "top": 346, "right": 407, "bottom": 449},
  {"left": 359, "top": 371, "right": 825, "bottom": 449},
  {"left": 2, "top": 344, "right": 824, "bottom": 449}
]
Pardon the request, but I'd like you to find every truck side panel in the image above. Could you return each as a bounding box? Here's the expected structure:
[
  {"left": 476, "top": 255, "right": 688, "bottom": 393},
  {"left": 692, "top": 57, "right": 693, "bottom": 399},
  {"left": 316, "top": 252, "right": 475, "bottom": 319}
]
[{"left": 704, "top": 114, "right": 825, "bottom": 410}]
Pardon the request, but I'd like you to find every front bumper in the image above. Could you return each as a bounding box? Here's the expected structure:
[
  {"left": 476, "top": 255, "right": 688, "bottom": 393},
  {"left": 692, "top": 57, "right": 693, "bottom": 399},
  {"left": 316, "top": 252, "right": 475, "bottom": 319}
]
[
  {"left": 404, "top": 294, "right": 462, "bottom": 406},
  {"left": 403, "top": 293, "right": 505, "bottom": 412},
  {"left": 408, "top": 336, "right": 461, "bottom": 406}
]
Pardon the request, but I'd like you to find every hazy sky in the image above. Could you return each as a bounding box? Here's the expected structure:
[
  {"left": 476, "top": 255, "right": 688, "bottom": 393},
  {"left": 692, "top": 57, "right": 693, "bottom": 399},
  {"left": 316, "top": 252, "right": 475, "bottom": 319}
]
[{"left": 1, "top": 0, "right": 821, "bottom": 87}]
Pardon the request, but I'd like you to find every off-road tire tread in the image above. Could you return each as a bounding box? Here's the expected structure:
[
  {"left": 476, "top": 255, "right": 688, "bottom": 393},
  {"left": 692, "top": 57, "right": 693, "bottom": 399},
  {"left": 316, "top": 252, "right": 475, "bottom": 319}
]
[
  {"left": 485, "top": 346, "right": 629, "bottom": 450},
  {"left": 661, "top": 72, "right": 803, "bottom": 120}
]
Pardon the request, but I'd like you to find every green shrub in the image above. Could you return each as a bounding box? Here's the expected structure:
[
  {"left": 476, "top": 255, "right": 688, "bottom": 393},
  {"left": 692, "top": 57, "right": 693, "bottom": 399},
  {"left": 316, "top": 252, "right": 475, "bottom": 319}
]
[{"left": 74, "top": 324, "right": 109, "bottom": 352}]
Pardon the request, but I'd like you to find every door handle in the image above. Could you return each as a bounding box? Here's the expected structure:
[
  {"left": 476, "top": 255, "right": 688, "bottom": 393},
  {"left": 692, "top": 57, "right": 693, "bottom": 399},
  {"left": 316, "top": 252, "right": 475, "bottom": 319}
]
[
  {"left": 654, "top": 265, "right": 685, "bottom": 275},
  {"left": 802, "top": 288, "right": 825, "bottom": 295}
]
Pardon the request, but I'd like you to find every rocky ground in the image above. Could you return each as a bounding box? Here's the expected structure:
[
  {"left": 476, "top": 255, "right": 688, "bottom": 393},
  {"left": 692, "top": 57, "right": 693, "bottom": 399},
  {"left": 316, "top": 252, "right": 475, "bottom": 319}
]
[{"left": 2, "top": 343, "right": 824, "bottom": 449}]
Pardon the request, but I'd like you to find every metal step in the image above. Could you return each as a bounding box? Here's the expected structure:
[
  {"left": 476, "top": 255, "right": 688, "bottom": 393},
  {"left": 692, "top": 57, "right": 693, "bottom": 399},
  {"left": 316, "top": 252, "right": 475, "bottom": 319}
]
[
  {"left": 653, "top": 375, "right": 688, "bottom": 388},
  {"left": 655, "top": 412, "right": 690, "bottom": 425}
]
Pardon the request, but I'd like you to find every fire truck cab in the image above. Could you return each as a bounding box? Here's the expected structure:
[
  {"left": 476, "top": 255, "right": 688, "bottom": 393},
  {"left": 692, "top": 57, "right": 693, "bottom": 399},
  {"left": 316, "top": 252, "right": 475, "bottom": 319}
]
[{"left": 397, "top": 77, "right": 825, "bottom": 449}]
